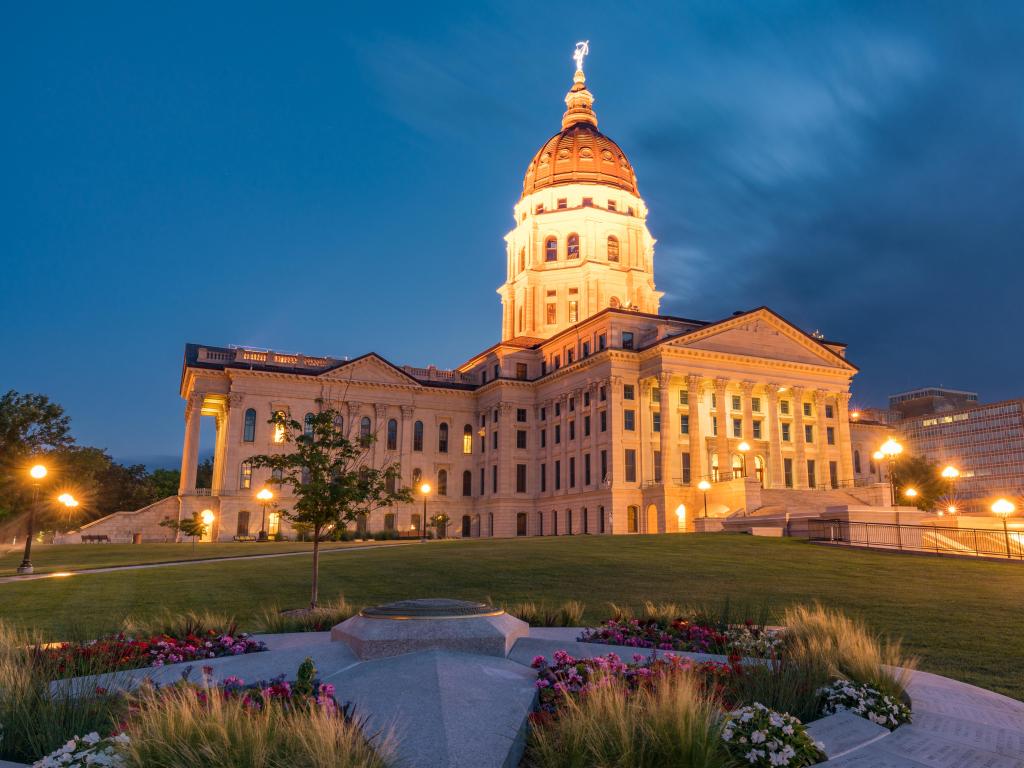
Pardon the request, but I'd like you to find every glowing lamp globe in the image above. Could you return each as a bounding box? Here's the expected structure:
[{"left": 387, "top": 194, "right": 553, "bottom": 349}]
[
  {"left": 256, "top": 488, "right": 273, "bottom": 502},
  {"left": 992, "top": 498, "right": 1016, "bottom": 518},
  {"left": 29, "top": 464, "right": 48, "bottom": 480},
  {"left": 737, "top": 441, "right": 751, "bottom": 452},
  {"left": 58, "top": 493, "right": 72, "bottom": 505},
  {"left": 872, "top": 451, "right": 885, "bottom": 461},
  {"left": 200, "top": 509, "right": 215, "bottom": 526},
  {"left": 698, "top": 480, "right": 711, "bottom": 492},
  {"left": 420, "top": 483, "right": 431, "bottom": 495},
  {"left": 904, "top": 488, "right": 918, "bottom": 499},
  {"left": 941, "top": 466, "right": 960, "bottom": 480},
  {"left": 880, "top": 438, "right": 903, "bottom": 458}
]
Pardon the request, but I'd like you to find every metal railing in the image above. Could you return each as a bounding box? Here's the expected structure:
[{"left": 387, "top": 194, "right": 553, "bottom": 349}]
[{"left": 808, "top": 519, "right": 1024, "bottom": 560}]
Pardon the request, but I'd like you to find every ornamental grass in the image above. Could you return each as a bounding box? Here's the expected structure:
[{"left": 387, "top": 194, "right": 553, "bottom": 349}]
[
  {"left": 782, "top": 603, "right": 916, "bottom": 698},
  {"left": 503, "top": 600, "right": 586, "bottom": 627},
  {"left": 121, "top": 608, "right": 240, "bottom": 639},
  {"left": 257, "top": 594, "right": 362, "bottom": 633},
  {"left": 526, "top": 669, "right": 731, "bottom": 768},
  {"left": 123, "top": 683, "right": 393, "bottom": 768}
]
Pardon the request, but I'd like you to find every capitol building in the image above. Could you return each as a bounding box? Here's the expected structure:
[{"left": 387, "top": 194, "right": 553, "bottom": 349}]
[{"left": 80, "top": 54, "right": 890, "bottom": 543}]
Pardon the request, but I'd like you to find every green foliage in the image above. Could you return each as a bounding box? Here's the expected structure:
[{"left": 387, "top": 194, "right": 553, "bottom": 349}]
[
  {"left": 504, "top": 600, "right": 586, "bottom": 627},
  {"left": 159, "top": 513, "right": 208, "bottom": 543},
  {"left": 891, "top": 454, "right": 946, "bottom": 510},
  {"left": 248, "top": 406, "right": 412, "bottom": 607},
  {"left": 257, "top": 595, "right": 361, "bottom": 633}
]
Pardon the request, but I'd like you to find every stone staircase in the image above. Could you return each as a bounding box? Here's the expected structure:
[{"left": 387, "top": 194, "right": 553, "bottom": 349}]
[
  {"left": 721, "top": 487, "right": 869, "bottom": 534},
  {"left": 60, "top": 496, "right": 182, "bottom": 543}
]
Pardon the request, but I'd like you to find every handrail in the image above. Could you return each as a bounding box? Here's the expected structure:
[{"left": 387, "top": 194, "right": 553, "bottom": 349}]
[{"left": 808, "top": 518, "right": 1024, "bottom": 560}]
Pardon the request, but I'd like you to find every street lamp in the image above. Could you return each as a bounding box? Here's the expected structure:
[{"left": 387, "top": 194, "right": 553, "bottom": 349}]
[
  {"left": 256, "top": 488, "right": 274, "bottom": 541},
  {"left": 200, "top": 509, "right": 215, "bottom": 542},
  {"left": 698, "top": 479, "right": 711, "bottom": 518},
  {"left": 940, "top": 465, "right": 960, "bottom": 512},
  {"left": 737, "top": 441, "right": 751, "bottom": 478},
  {"left": 419, "top": 483, "right": 431, "bottom": 541},
  {"left": 879, "top": 438, "right": 903, "bottom": 507},
  {"left": 992, "top": 498, "right": 1016, "bottom": 558},
  {"left": 17, "top": 464, "right": 48, "bottom": 575}
]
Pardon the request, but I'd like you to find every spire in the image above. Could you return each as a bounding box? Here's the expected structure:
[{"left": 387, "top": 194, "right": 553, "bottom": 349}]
[{"left": 562, "top": 41, "right": 597, "bottom": 130}]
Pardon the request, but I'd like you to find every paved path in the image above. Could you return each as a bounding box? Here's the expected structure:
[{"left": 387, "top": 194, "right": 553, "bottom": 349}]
[{"left": 0, "top": 542, "right": 414, "bottom": 585}]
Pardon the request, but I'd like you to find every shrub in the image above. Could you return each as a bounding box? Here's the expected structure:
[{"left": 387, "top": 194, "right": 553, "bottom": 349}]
[
  {"left": 527, "top": 666, "right": 730, "bottom": 768},
  {"left": 782, "top": 604, "right": 915, "bottom": 697},
  {"left": 819, "top": 679, "right": 911, "bottom": 729},
  {"left": 258, "top": 595, "right": 362, "bottom": 633},
  {"left": 720, "top": 703, "right": 824, "bottom": 768}
]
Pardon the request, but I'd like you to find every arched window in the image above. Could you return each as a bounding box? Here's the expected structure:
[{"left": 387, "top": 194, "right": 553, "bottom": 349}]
[
  {"left": 273, "top": 411, "right": 286, "bottom": 444},
  {"left": 567, "top": 508, "right": 573, "bottom": 535},
  {"left": 301, "top": 466, "right": 311, "bottom": 484},
  {"left": 304, "top": 412, "right": 315, "bottom": 436},
  {"left": 537, "top": 510, "right": 544, "bottom": 536},
  {"left": 243, "top": 409, "right": 257, "bottom": 442},
  {"left": 438, "top": 423, "right": 449, "bottom": 453},
  {"left": 412, "top": 468, "right": 422, "bottom": 486},
  {"left": 869, "top": 457, "right": 877, "bottom": 474},
  {"left": 386, "top": 419, "right": 398, "bottom": 451},
  {"left": 552, "top": 509, "right": 559, "bottom": 536},
  {"left": 854, "top": 450, "right": 862, "bottom": 474},
  {"left": 607, "top": 235, "right": 620, "bottom": 262},
  {"left": 545, "top": 237, "right": 557, "bottom": 261},
  {"left": 413, "top": 421, "right": 424, "bottom": 452},
  {"left": 567, "top": 233, "right": 579, "bottom": 259},
  {"left": 384, "top": 513, "right": 395, "bottom": 531},
  {"left": 462, "top": 470, "right": 472, "bottom": 497},
  {"left": 516, "top": 512, "right": 527, "bottom": 536},
  {"left": 582, "top": 506, "right": 589, "bottom": 534},
  {"left": 627, "top": 505, "right": 639, "bottom": 533},
  {"left": 518, "top": 247, "right": 526, "bottom": 272},
  {"left": 333, "top": 414, "right": 344, "bottom": 434},
  {"left": 461, "top": 515, "right": 472, "bottom": 537},
  {"left": 599, "top": 505, "right": 606, "bottom": 534},
  {"left": 359, "top": 416, "right": 371, "bottom": 442},
  {"left": 438, "top": 469, "right": 448, "bottom": 496},
  {"left": 239, "top": 460, "right": 253, "bottom": 490},
  {"left": 463, "top": 425, "right": 473, "bottom": 454},
  {"left": 271, "top": 468, "right": 283, "bottom": 482}
]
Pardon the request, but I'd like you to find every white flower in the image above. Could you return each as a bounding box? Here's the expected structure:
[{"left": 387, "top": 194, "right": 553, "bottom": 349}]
[{"left": 751, "top": 730, "right": 766, "bottom": 744}]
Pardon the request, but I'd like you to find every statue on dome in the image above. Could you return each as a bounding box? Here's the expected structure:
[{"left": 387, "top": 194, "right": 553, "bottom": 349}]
[{"left": 573, "top": 40, "right": 589, "bottom": 73}]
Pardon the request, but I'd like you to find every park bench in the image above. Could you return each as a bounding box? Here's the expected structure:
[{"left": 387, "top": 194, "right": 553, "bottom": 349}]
[{"left": 81, "top": 534, "right": 111, "bottom": 543}]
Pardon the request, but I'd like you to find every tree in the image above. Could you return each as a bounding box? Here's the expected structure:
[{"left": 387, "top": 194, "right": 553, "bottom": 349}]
[
  {"left": 249, "top": 406, "right": 411, "bottom": 608},
  {"left": 149, "top": 468, "right": 181, "bottom": 500},
  {"left": 159, "top": 512, "right": 208, "bottom": 551},
  {"left": 891, "top": 454, "right": 945, "bottom": 511},
  {"left": 195, "top": 458, "right": 214, "bottom": 489}
]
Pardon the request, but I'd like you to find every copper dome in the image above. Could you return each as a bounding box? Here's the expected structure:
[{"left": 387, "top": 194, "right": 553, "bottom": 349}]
[{"left": 521, "top": 68, "right": 638, "bottom": 198}]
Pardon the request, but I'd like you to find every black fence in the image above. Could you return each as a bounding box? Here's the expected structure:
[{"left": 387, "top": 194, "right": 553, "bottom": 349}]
[{"left": 807, "top": 518, "right": 1024, "bottom": 560}]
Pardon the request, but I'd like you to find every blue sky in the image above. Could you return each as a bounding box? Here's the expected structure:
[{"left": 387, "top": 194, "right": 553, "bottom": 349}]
[{"left": 2, "top": 2, "right": 1022, "bottom": 464}]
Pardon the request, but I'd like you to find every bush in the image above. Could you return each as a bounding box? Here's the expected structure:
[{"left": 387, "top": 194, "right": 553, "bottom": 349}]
[
  {"left": 258, "top": 595, "right": 362, "bottom": 633},
  {"left": 782, "top": 604, "right": 916, "bottom": 698}
]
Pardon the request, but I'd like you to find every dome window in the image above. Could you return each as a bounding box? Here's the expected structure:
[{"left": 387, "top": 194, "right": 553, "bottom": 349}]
[
  {"left": 567, "top": 234, "right": 580, "bottom": 259},
  {"left": 582, "top": 197, "right": 593, "bottom": 207},
  {"left": 607, "top": 236, "right": 620, "bottom": 262},
  {"left": 607, "top": 200, "right": 617, "bottom": 211},
  {"left": 557, "top": 198, "right": 568, "bottom": 209},
  {"left": 545, "top": 237, "right": 558, "bottom": 262}
]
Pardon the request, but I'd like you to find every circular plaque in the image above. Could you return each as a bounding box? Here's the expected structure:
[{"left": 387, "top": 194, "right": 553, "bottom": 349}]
[{"left": 359, "top": 598, "right": 504, "bottom": 620}]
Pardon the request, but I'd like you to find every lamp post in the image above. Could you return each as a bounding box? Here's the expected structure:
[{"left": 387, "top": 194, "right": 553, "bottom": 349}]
[
  {"left": 57, "top": 493, "right": 79, "bottom": 529},
  {"left": 737, "top": 441, "right": 751, "bottom": 479},
  {"left": 940, "top": 465, "right": 960, "bottom": 513},
  {"left": 992, "top": 498, "right": 1016, "bottom": 559},
  {"left": 419, "top": 483, "right": 431, "bottom": 541},
  {"left": 17, "top": 464, "right": 48, "bottom": 575},
  {"left": 256, "top": 488, "right": 273, "bottom": 541},
  {"left": 879, "top": 438, "right": 903, "bottom": 507},
  {"left": 698, "top": 479, "right": 711, "bottom": 518}
]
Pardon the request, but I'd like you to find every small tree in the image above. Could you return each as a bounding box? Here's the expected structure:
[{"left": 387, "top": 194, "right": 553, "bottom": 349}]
[
  {"left": 891, "top": 454, "right": 945, "bottom": 511},
  {"left": 159, "top": 513, "right": 208, "bottom": 551},
  {"left": 249, "top": 407, "right": 411, "bottom": 608}
]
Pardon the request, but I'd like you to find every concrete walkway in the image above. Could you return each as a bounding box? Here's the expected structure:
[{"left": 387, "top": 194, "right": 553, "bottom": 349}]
[{"left": 0, "top": 541, "right": 414, "bottom": 584}]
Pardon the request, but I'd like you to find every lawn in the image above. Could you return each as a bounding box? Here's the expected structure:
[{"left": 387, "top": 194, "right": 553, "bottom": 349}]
[
  {"left": 0, "top": 540, "right": 405, "bottom": 576},
  {"left": 1, "top": 535, "right": 1022, "bottom": 700}
]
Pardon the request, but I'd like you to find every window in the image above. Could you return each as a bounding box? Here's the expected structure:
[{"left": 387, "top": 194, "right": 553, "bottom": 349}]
[
  {"left": 540, "top": 428, "right": 546, "bottom": 448},
  {"left": 825, "top": 404, "right": 835, "bottom": 419},
  {"left": 582, "top": 196, "right": 593, "bottom": 207},
  {"left": 653, "top": 450, "right": 662, "bottom": 483},
  {"left": 598, "top": 334, "right": 607, "bottom": 350},
  {"left": 780, "top": 400, "right": 790, "bottom": 415},
  {"left": 569, "top": 420, "right": 576, "bottom": 440},
  {"left": 384, "top": 513, "right": 395, "bottom": 531},
  {"left": 567, "top": 233, "right": 579, "bottom": 259},
  {"left": 732, "top": 395, "right": 741, "bottom": 411},
  {"left": 516, "top": 408, "right": 527, "bottom": 423},
  {"left": 541, "top": 463, "right": 547, "bottom": 492},
  {"left": 826, "top": 426, "right": 835, "bottom": 445},
  {"left": 622, "top": 332, "right": 634, "bottom": 350},
  {"left": 545, "top": 237, "right": 557, "bottom": 261},
  {"left": 625, "top": 449, "right": 637, "bottom": 482},
  {"left": 624, "top": 384, "right": 635, "bottom": 400},
  {"left": 463, "top": 425, "right": 473, "bottom": 454},
  {"left": 492, "top": 430, "right": 498, "bottom": 449},
  {"left": 607, "top": 235, "right": 620, "bottom": 262},
  {"left": 807, "top": 460, "right": 817, "bottom": 488},
  {"left": 627, "top": 505, "right": 639, "bottom": 532},
  {"left": 301, "top": 466, "right": 311, "bottom": 484},
  {"left": 829, "top": 461, "right": 839, "bottom": 489},
  {"left": 753, "top": 420, "right": 762, "bottom": 439},
  {"left": 517, "top": 512, "right": 527, "bottom": 536},
  {"left": 733, "top": 419, "right": 742, "bottom": 438},
  {"left": 462, "top": 470, "right": 472, "bottom": 496},
  {"left": 236, "top": 510, "right": 250, "bottom": 537},
  {"left": 535, "top": 203, "right": 544, "bottom": 214},
  {"left": 539, "top": 407, "right": 547, "bottom": 421},
  {"left": 243, "top": 408, "right": 256, "bottom": 442},
  {"left": 273, "top": 411, "right": 286, "bottom": 443},
  {"left": 600, "top": 450, "right": 608, "bottom": 482},
  {"left": 239, "top": 461, "right": 253, "bottom": 490},
  {"left": 582, "top": 341, "right": 590, "bottom": 358},
  {"left": 438, "top": 423, "right": 449, "bottom": 453},
  {"left": 385, "top": 473, "right": 396, "bottom": 493},
  {"left": 752, "top": 397, "right": 761, "bottom": 413},
  {"left": 854, "top": 450, "right": 862, "bottom": 474},
  {"left": 386, "top": 419, "right": 398, "bottom": 450},
  {"left": 681, "top": 452, "right": 691, "bottom": 484},
  {"left": 653, "top": 413, "right": 661, "bottom": 433},
  {"left": 304, "top": 412, "right": 315, "bottom": 436},
  {"left": 516, "top": 464, "right": 527, "bottom": 493},
  {"left": 516, "top": 363, "right": 528, "bottom": 380},
  {"left": 624, "top": 410, "right": 635, "bottom": 431},
  {"left": 566, "top": 348, "right": 575, "bottom": 364},
  {"left": 781, "top": 423, "right": 791, "bottom": 442},
  {"left": 600, "top": 410, "right": 607, "bottom": 432},
  {"left": 680, "top": 414, "right": 689, "bottom": 435},
  {"left": 712, "top": 416, "right": 718, "bottom": 436},
  {"left": 804, "top": 425, "right": 814, "bottom": 443},
  {"left": 516, "top": 430, "right": 527, "bottom": 449},
  {"left": 583, "top": 506, "right": 589, "bottom": 533},
  {"left": 268, "top": 511, "right": 280, "bottom": 537},
  {"left": 583, "top": 391, "right": 590, "bottom": 407},
  {"left": 554, "top": 424, "right": 561, "bottom": 444},
  {"left": 569, "top": 457, "right": 576, "bottom": 488},
  {"left": 555, "top": 402, "right": 561, "bottom": 416},
  {"left": 546, "top": 303, "right": 557, "bottom": 324},
  {"left": 359, "top": 416, "right": 372, "bottom": 442},
  {"left": 599, "top": 504, "right": 606, "bottom": 533},
  {"left": 411, "top": 512, "right": 421, "bottom": 532},
  {"left": 481, "top": 370, "right": 487, "bottom": 384},
  {"left": 554, "top": 460, "right": 561, "bottom": 490},
  {"left": 493, "top": 363, "right": 500, "bottom": 379},
  {"left": 480, "top": 467, "right": 484, "bottom": 494},
  {"left": 600, "top": 385, "right": 607, "bottom": 401},
  {"left": 679, "top": 390, "right": 689, "bottom": 405},
  {"left": 412, "top": 468, "right": 422, "bottom": 486},
  {"left": 568, "top": 300, "right": 579, "bottom": 323},
  {"left": 413, "top": 421, "right": 424, "bottom": 451},
  {"left": 803, "top": 402, "right": 813, "bottom": 417},
  {"left": 584, "top": 415, "right": 591, "bottom": 436},
  {"left": 492, "top": 465, "right": 498, "bottom": 492},
  {"left": 651, "top": 387, "right": 661, "bottom": 404},
  {"left": 608, "top": 200, "right": 617, "bottom": 211},
  {"left": 584, "top": 453, "right": 592, "bottom": 485},
  {"left": 557, "top": 198, "right": 567, "bottom": 209},
  {"left": 784, "top": 458, "right": 794, "bottom": 488},
  {"left": 438, "top": 470, "right": 448, "bottom": 496},
  {"left": 272, "top": 468, "right": 283, "bottom": 482}
]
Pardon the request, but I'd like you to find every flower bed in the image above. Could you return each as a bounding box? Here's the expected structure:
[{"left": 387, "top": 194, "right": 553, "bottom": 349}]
[
  {"left": 722, "top": 703, "right": 825, "bottom": 767},
  {"left": 577, "top": 616, "right": 781, "bottom": 657},
  {"left": 819, "top": 680, "right": 911, "bottom": 730},
  {"left": 35, "top": 630, "right": 266, "bottom": 677}
]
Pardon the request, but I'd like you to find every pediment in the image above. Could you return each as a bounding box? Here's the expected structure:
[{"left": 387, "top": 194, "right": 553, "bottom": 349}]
[
  {"left": 318, "top": 354, "right": 421, "bottom": 386},
  {"left": 670, "top": 310, "right": 854, "bottom": 370}
]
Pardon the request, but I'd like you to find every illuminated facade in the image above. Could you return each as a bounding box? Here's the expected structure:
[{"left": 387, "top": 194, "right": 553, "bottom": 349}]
[{"left": 76, "top": 55, "right": 877, "bottom": 543}]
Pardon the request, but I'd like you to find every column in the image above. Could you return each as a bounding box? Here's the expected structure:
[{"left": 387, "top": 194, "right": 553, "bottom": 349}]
[
  {"left": 836, "top": 392, "right": 854, "bottom": 485},
  {"left": 766, "top": 384, "right": 784, "bottom": 488},
  {"left": 686, "top": 374, "right": 705, "bottom": 484},
  {"left": 740, "top": 381, "right": 755, "bottom": 444},
  {"left": 714, "top": 378, "right": 730, "bottom": 480},
  {"left": 400, "top": 405, "right": 415, "bottom": 486},
  {"left": 658, "top": 372, "right": 672, "bottom": 485},
  {"left": 814, "top": 390, "right": 829, "bottom": 486},
  {"left": 373, "top": 404, "right": 388, "bottom": 469},
  {"left": 178, "top": 393, "right": 204, "bottom": 493},
  {"left": 792, "top": 386, "right": 808, "bottom": 488}
]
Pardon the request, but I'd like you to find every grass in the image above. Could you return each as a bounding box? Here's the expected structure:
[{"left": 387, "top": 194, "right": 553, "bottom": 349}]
[
  {"left": 1, "top": 535, "right": 1022, "bottom": 699},
  {"left": 0, "top": 540, "right": 406, "bottom": 576}
]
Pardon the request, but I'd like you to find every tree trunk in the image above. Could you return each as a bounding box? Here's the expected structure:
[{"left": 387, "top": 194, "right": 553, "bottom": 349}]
[{"left": 310, "top": 527, "right": 321, "bottom": 609}]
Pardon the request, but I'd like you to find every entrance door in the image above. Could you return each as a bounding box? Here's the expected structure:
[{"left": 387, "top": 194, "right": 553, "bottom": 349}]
[{"left": 461, "top": 515, "right": 471, "bottom": 538}]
